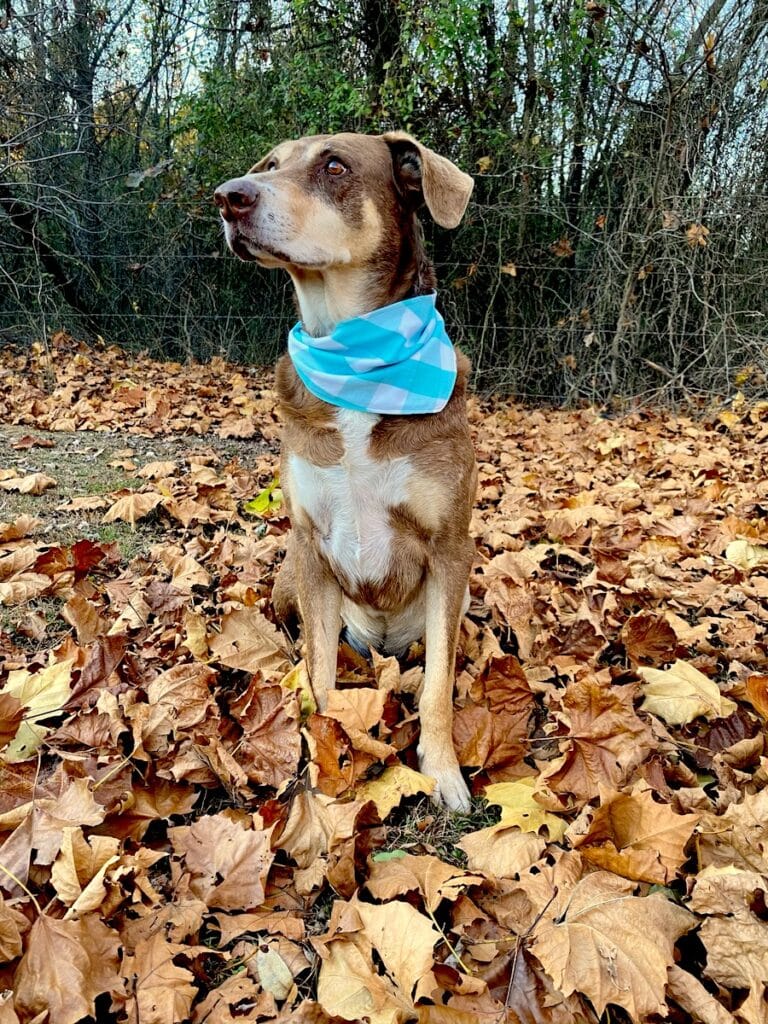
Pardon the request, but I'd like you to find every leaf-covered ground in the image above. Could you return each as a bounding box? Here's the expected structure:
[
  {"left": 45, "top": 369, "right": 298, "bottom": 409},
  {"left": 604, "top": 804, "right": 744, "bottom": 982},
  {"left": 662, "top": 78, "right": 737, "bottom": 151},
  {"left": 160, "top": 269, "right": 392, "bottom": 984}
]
[{"left": 1, "top": 331, "right": 767, "bottom": 1024}]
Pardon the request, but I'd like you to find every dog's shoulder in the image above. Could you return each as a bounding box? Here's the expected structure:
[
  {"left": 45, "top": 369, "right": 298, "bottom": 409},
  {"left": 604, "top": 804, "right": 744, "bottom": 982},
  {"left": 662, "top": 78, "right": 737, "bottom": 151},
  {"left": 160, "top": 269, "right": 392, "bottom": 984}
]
[{"left": 275, "top": 354, "right": 344, "bottom": 465}]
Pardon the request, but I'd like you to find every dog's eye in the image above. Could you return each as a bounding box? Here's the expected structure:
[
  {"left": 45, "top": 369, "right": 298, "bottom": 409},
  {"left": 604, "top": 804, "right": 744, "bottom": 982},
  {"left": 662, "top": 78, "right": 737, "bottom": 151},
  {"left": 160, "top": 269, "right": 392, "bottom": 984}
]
[
  {"left": 265, "top": 160, "right": 277, "bottom": 171},
  {"left": 325, "top": 159, "right": 347, "bottom": 176}
]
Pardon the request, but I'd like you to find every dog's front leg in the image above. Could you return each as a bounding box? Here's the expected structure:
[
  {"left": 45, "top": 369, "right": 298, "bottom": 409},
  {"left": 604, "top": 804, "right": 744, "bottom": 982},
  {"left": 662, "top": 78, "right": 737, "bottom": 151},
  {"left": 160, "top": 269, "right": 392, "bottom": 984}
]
[
  {"left": 294, "top": 535, "right": 342, "bottom": 712},
  {"left": 417, "top": 546, "right": 473, "bottom": 812}
]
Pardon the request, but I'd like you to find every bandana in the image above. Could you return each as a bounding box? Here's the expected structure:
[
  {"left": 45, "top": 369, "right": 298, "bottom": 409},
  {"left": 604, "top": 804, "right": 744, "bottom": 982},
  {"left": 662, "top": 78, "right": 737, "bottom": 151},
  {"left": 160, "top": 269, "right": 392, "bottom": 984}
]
[{"left": 287, "top": 292, "right": 457, "bottom": 415}]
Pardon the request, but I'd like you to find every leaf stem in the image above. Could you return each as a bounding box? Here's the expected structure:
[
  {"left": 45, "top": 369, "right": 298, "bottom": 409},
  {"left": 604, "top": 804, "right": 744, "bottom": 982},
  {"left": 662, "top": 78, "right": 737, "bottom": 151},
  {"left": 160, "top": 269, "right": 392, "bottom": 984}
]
[
  {"left": 0, "top": 861, "right": 43, "bottom": 916},
  {"left": 426, "top": 905, "right": 471, "bottom": 975}
]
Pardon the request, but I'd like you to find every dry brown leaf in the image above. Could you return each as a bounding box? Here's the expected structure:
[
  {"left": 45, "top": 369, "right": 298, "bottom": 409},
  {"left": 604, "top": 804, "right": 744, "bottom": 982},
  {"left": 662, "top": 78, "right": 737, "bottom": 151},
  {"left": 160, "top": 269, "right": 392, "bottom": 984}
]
[
  {"left": 0, "top": 572, "right": 52, "bottom": 606},
  {"left": 0, "top": 694, "right": 23, "bottom": 752},
  {"left": 458, "top": 824, "right": 545, "bottom": 878},
  {"left": 566, "top": 787, "right": 698, "bottom": 883},
  {"left": 0, "top": 515, "right": 42, "bottom": 541},
  {"left": 324, "top": 688, "right": 394, "bottom": 760},
  {"left": 745, "top": 675, "right": 768, "bottom": 719},
  {"left": 621, "top": 612, "right": 677, "bottom": 664},
  {"left": 209, "top": 606, "right": 290, "bottom": 677},
  {"left": 699, "top": 915, "right": 768, "bottom": 1024},
  {"left": 0, "top": 895, "right": 27, "bottom": 963},
  {"left": 277, "top": 790, "right": 368, "bottom": 868},
  {"left": 541, "top": 675, "right": 655, "bottom": 802},
  {"left": 357, "top": 898, "right": 440, "bottom": 1002},
  {"left": 0, "top": 472, "right": 57, "bottom": 495},
  {"left": 169, "top": 812, "right": 274, "bottom": 910},
  {"left": 50, "top": 827, "right": 121, "bottom": 916},
  {"left": 0, "top": 776, "right": 106, "bottom": 876},
  {"left": 667, "top": 964, "right": 738, "bottom": 1024},
  {"left": 13, "top": 913, "right": 122, "bottom": 1024},
  {"left": 120, "top": 930, "right": 198, "bottom": 1024},
  {"left": 231, "top": 680, "right": 302, "bottom": 788},
  {"left": 530, "top": 871, "right": 693, "bottom": 1019},
  {"left": 365, "top": 853, "right": 483, "bottom": 912},
  {"left": 316, "top": 937, "right": 409, "bottom": 1024},
  {"left": 61, "top": 593, "right": 107, "bottom": 644},
  {"left": 690, "top": 864, "right": 767, "bottom": 916},
  {"left": 137, "top": 460, "right": 177, "bottom": 479},
  {"left": 102, "top": 490, "right": 163, "bottom": 527},
  {"left": 191, "top": 972, "right": 276, "bottom": 1023}
]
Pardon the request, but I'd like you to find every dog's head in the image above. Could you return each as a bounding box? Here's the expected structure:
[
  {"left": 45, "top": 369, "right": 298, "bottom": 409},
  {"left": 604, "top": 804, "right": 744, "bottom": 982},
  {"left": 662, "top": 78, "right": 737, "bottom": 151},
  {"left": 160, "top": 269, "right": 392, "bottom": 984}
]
[{"left": 214, "top": 132, "right": 473, "bottom": 271}]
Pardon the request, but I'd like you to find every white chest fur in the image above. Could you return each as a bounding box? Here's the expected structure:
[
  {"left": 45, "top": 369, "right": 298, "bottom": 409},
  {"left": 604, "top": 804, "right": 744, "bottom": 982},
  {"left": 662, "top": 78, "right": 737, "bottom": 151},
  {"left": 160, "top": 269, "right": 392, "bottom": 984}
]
[{"left": 286, "top": 408, "right": 414, "bottom": 586}]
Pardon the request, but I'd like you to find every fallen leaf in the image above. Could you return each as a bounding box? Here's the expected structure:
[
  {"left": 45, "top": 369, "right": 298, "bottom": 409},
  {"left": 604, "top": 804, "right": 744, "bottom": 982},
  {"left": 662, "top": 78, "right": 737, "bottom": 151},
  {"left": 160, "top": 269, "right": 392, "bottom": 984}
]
[
  {"left": 725, "top": 538, "right": 768, "bottom": 571},
  {"left": 0, "top": 895, "right": 26, "bottom": 962},
  {"left": 1, "top": 654, "right": 75, "bottom": 762},
  {"left": 621, "top": 612, "right": 677, "bottom": 664},
  {"left": 170, "top": 813, "right": 274, "bottom": 910},
  {"left": 316, "top": 935, "right": 409, "bottom": 1024},
  {"left": 484, "top": 778, "right": 568, "bottom": 841},
  {"left": 102, "top": 491, "right": 163, "bottom": 527},
  {"left": 566, "top": 787, "right": 698, "bottom": 883},
  {"left": 541, "top": 675, "right": 655, "bottom": 802},
  {"left": 0, "top": 473, "right": 57, "bottom": 495},
  {"left": 638, "top": 659, "right": 737, "bottom": 725},
  {"left": 356, "top": 764, "right": 435, "bottom": 818},
  {"left": 458, "top": 824, "right": 545, "bottom": 878},
  {"left": 209, "top": 606, "right": 290, "bottom": 677},
  {"left": 365, "top": 853, "right": 483, "bottom": 912},
  {"left": 120, "top": 930, "right": 198, "bottom": 1024},
  {"left": 13, "top": 913, "right": 121, "bottom": 1024},
  {"left": 530, "top": 871, "right": 693, "bottom": 1019}
]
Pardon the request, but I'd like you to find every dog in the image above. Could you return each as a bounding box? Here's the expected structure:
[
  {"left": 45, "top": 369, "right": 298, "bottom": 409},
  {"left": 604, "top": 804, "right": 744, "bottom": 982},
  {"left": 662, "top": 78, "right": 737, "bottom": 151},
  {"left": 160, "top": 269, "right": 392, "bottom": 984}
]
[{"left": 214, "top": 132, "right": 476, "bottom": 811}]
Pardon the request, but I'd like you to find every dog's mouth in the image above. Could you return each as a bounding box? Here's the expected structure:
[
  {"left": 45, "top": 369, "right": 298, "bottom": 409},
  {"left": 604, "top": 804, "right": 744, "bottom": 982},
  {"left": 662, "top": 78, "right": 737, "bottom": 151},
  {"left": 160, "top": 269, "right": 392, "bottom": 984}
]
[
  {"left": 227, "top": 228, "right": 328, "bottom": 270},
  {"left": 229, "top": 235, "right": 259, "bottom": 262}
]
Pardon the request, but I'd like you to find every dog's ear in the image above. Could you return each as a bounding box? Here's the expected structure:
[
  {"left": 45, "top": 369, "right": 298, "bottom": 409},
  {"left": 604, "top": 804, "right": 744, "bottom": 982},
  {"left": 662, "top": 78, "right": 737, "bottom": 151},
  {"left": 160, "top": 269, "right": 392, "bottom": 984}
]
[{"left": 382, "top": 131, "right": 474, "bottom": 229}]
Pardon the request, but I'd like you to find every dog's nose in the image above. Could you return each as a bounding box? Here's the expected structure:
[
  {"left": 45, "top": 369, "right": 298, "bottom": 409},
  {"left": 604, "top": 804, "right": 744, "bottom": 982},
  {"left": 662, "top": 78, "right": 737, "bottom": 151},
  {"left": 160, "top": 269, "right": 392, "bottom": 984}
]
[{"left": 213, "top": 177, "right": 259, "bottom": 221}]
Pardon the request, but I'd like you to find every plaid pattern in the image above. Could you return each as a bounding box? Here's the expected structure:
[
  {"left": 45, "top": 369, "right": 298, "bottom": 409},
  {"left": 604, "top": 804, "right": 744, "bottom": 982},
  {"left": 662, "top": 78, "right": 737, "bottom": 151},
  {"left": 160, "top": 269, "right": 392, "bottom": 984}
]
[{"left": 288, "top": 292, "right": 457, "bottom": 415}]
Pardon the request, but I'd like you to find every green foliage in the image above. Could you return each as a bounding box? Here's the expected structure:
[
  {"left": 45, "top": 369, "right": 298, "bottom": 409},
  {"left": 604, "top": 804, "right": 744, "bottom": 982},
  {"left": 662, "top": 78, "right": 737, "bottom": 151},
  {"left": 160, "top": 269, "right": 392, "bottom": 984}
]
[{"left": 2, "top": 0, "right": 768, "bottom": 402}]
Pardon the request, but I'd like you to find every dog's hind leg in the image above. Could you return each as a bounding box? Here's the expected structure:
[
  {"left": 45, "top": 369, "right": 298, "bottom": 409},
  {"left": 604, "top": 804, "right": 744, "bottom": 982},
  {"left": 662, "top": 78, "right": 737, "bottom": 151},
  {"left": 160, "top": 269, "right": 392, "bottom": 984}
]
[{"left": 417, "top": 541, "right": 474, "bottom": 813}]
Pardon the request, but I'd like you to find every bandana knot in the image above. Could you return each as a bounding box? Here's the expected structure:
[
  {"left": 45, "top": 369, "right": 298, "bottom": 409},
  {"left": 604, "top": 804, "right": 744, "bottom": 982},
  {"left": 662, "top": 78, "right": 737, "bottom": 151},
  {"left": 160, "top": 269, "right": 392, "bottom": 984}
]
[{"left": 288, "top": 292, "right": 457, "bottom": 415}]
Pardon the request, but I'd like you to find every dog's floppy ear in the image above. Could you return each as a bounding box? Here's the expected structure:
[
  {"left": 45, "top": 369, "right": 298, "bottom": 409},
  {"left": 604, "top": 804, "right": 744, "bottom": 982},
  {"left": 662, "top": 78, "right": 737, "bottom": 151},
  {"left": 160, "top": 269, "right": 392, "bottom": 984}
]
[{"left": 382, "top": 131, "right": 474, "bottom": 229}]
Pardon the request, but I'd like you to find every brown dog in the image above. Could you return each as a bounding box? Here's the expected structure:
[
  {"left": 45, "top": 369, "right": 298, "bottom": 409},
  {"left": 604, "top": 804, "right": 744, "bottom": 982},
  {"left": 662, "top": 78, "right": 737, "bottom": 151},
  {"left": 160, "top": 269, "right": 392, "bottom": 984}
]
[{"left": 215, "top": 132, "right": 476, "bottom": 810}]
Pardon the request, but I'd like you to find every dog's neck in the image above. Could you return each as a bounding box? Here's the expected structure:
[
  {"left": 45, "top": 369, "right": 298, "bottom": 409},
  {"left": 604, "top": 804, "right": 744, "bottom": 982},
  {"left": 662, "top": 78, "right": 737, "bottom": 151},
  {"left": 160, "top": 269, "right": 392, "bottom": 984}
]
[{"left": 288, "top": 217, "right": 436, "bottom": 337}]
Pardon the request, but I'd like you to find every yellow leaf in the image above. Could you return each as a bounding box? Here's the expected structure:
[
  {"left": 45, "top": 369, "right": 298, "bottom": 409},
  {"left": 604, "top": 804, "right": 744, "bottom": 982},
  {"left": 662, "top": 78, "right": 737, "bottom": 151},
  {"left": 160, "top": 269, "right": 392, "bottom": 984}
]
[
  {"left": 1, "top": 654, "right": 75, "bottom": 762},
  {"left": 244, "top": 474, "right": 283, "bottom": 518},
  {"left": 476, "top": 155, "right": 492, "bottom": 173},
  {"left": 638, "top": 660, "right": 736, "bottom": 725},
  {"left": 717, "top": 410, "right": 741, "bottom": 430},
  {"left": 356, "top": 765, "right": 434, "bottom": 818},
  {"left": 500, "top": 262, "right": 517, "bottom": 276},
  {"left": 724, "top": 539, "right": 768, "bottom": 571},
  {"left": 279, "top": 661, "right": 316, "bottom": 718},
  {"left": 484, "top": 777, "right": 568, "bottom": 841}
]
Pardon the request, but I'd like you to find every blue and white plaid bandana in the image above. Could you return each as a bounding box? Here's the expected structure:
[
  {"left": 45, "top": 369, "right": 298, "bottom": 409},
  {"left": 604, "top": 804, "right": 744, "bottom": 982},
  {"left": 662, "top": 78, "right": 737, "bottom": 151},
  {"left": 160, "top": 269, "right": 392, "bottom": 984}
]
[{"left": 287, "top": 292, "right": 457, "bottom": 415}]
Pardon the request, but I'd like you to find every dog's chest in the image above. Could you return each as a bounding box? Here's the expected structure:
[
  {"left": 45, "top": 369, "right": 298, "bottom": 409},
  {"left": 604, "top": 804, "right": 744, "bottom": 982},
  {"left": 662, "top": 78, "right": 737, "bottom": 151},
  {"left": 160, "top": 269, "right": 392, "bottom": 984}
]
[{"left": 286, "top": 409, "right": 413, "bottom": 584}]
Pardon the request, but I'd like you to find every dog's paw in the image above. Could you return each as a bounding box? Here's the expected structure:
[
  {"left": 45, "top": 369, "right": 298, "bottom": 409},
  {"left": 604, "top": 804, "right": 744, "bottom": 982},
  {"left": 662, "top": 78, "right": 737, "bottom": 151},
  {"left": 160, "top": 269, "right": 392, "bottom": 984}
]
[{"left": 418, "top": 749, "right": 471, "bottom": 813}]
